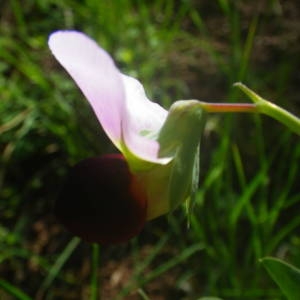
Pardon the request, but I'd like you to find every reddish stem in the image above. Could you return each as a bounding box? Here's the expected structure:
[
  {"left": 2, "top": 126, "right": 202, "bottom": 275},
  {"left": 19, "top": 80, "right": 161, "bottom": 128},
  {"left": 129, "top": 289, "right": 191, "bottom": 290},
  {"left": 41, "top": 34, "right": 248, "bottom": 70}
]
[{"left": 200, "top": 102, "right": 258, "bottom": 113}]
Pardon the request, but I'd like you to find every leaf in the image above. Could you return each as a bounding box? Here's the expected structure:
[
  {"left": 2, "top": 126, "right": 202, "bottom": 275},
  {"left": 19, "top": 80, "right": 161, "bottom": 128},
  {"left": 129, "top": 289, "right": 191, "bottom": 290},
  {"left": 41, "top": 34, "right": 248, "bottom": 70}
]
[{"left": 260, "top": 257, "right": 300, "bottom": 300}]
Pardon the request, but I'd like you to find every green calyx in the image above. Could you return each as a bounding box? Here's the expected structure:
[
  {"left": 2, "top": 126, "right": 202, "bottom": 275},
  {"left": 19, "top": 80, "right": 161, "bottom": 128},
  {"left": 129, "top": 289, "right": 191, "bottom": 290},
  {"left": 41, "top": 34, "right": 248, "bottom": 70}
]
[
  {"left": 158, "top": 100, "right": 206, "bottom": 212},
  {"left": 121, "top": 100, "right": 205, "bottom": 221}
]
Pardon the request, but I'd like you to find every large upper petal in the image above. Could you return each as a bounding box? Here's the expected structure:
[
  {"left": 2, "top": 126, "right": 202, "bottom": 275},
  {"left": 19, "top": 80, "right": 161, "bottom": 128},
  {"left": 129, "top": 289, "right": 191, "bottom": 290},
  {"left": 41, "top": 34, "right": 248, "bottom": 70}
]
[
  {"left": 48, "top": 30, "right": 124, "bottom": 149},
  {"left": 48, "top": 30, "right": 171, "bottom": 164}
]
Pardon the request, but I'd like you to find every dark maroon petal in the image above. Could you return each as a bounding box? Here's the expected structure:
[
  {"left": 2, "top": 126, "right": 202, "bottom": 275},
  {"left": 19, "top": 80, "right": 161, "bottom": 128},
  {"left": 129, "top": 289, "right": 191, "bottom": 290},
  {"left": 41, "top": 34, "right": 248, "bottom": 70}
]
[{"left": 55, "top": 154, "right": 147, "bottom": 245}]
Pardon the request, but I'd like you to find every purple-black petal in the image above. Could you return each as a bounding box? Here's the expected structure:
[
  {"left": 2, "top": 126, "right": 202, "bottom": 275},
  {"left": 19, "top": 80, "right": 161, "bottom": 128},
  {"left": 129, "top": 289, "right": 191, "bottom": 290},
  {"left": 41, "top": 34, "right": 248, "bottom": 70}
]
[{"left": 55, "top": 154, "right": 147, "bottom": 244}]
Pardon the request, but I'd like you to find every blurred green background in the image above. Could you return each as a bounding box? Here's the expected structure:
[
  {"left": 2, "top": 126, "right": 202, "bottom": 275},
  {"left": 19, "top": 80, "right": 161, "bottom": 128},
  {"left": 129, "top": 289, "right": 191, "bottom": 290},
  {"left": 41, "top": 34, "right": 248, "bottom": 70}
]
[{"left": 0, "top": 0, "right": 299, "bottom": 299}]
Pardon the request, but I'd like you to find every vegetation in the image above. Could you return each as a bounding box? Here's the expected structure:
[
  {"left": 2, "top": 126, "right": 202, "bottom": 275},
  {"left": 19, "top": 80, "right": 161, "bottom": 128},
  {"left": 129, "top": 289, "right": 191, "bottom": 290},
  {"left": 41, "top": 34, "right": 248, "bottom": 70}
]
[{"left": 0, "top": 0, "right": 299, "bottom": 299}]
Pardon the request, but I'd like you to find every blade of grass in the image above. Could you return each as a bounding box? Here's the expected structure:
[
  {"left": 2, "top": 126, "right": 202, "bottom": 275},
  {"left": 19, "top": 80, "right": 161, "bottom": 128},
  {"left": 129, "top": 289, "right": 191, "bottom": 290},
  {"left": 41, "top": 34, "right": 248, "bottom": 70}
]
[
  {"left": 231, "top": 143, "right": 246, "bottom": 189},
  {"left": 229, "top": 169, "right": 266, "bottom": 228},
  {"left": 116, "top": 235, "right": 169, "bottom": 298},
  {"left": 10, "top": 0, "right": 27, "bottom": 37},
  {"left": 141, "top": 242, "right": 204, "bottom": 285},
  {"left": 91, "top": 243, "right": 100, "bottom": 300},
  {"left": 189, "top": 9, "right": 228, "bottom": 76},
  {"left": 38, "top": 237, "right": 81, "bottom": 293},
  {"left": 238, "top": 15, "right": 259, "bottom": 81},
  {"left": 0, "top": 108, "right": 31, "bottom": 135},
  {"left": 267, "top": 215, "right": 300, "bottom": 254},
  {"left": 137, "top": 288, "right": 150, "bottom": 300},
  {"left": 0, "top": 279, "right": 32, "bottom": 300}
]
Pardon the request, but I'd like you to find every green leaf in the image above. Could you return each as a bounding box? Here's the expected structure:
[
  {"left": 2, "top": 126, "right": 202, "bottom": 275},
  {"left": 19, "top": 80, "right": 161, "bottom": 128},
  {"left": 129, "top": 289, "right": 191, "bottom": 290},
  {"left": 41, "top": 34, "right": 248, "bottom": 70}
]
[{"left": 260, "top": 257, "right": 300, "bottom": 300}]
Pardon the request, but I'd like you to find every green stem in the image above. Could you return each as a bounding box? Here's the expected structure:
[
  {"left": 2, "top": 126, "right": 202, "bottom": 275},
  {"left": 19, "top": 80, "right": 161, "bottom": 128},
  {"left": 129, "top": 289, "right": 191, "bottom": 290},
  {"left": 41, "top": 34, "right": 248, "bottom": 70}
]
[
  {"left": 234, "top": 82, "right": 300, "bottom": 135},
  {"left": 91, "top": 244, "right": 100, "bottom": 300}
]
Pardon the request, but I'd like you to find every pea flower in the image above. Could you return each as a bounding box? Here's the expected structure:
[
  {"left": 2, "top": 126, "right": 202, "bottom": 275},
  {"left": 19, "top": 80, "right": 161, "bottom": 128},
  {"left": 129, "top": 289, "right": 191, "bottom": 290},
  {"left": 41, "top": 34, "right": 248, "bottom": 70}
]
[{"left": 48, "top": 31, "right": 204, "bottom": 244}]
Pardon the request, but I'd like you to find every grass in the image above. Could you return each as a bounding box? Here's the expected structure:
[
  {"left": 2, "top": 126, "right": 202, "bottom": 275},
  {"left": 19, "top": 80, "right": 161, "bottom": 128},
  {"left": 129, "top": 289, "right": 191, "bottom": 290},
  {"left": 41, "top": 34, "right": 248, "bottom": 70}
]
[{"left": 0, "top": 0, "right": 299, "bottom": 299}]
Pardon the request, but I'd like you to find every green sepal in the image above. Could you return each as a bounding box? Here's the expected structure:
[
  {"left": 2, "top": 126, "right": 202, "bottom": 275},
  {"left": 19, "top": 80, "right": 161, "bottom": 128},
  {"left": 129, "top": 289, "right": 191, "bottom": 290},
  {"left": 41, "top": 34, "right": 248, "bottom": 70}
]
[
  {"left": 187, "top": 144, "right": 200, "bottom": 223},
  {"left": 158, "top": 100, "right": 205, "bottom": 211}
]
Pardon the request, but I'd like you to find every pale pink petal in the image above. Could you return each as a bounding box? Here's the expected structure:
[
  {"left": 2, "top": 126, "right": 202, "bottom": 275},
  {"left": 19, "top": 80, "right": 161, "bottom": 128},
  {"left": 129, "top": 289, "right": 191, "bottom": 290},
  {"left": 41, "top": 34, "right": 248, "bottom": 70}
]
[
  {"left": 120, "top": 75, "right": 171, "bottom": 164},
  {"left": 49, "top": 31, "right": 171, "bottom": 164},
  {"left": 48, "top": 30, "right": 124, "bottom": 149}
]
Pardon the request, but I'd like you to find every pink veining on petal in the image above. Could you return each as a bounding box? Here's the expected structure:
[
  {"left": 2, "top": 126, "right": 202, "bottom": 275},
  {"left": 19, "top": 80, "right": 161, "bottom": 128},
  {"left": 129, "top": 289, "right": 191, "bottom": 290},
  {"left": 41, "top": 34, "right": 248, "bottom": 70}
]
[{"left": 48, "top": 31, "right": 124, "bottom": 149}]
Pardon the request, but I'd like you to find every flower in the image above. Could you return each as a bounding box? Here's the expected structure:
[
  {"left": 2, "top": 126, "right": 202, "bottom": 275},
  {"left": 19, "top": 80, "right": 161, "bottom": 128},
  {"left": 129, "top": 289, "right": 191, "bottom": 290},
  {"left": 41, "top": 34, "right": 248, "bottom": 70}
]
[{"left": 48, "top": 31, "right": 204, "bottom": 244}]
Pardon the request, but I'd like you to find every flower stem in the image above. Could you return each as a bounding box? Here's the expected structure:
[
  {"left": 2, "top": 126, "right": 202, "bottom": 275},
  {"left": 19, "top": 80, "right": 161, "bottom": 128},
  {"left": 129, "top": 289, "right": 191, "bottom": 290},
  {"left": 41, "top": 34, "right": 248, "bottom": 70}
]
[
  {"left": 199, "top": 102, "right": 258, "bottom": 113},
  {"left": 196, "top": 83, "right": 300, "bottom": 135}
]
